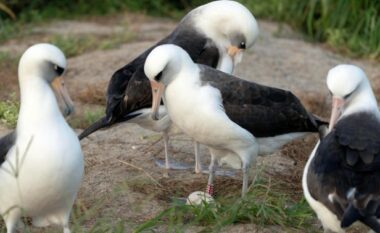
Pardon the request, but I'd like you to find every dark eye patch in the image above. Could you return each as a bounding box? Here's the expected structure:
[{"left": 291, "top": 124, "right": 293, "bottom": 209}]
[
  {"left": 343, "top": 84, "right": 360, "bottom": 99},
  {"left": 54, "top": 65, "right": 65, "bottom": 76},
  {"left": 343, "top": 92, "right": 353, "bottom": 100},
  {"left": 155, "top": 71, "right": 163, "bottom": 82}
]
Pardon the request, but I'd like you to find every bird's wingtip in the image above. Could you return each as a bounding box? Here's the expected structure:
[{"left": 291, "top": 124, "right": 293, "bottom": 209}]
[{"left": 78, "top": 116, "right": 109, "bottom": 140}]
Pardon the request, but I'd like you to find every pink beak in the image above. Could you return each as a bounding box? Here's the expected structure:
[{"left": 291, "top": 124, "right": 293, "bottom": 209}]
[
  {"left": 328, "top": 96, "right": 345, "bottom": 131},
  {"left": 150, "top": 80, "right": 165, "bottom": 120}
]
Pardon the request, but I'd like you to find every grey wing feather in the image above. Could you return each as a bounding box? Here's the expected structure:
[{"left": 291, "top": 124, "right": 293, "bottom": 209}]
[
  {"left": 308, "top": 113, "right": 380, "bottom": 230},
  {"left": 198, "top": 65, "right": 323, "bottom": 137}
]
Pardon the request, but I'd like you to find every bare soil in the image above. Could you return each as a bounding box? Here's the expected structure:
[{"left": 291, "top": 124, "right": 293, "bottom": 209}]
[{"left": 0, "top": 12, "right": 379, "bottom": 233}]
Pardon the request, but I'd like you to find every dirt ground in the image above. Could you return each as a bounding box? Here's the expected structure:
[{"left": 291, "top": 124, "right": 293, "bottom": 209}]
[{"left": 0, "top": 12, "right": 380, "bottom": 233}]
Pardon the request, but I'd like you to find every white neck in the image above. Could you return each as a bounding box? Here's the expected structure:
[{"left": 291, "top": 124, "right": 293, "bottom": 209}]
[
  {"left": 173, "top": 64, "right": 200, "bottom": 86},
  {"left": 342, "top": 82, "right": 379, "bottom": 117},
  {"left": 17, "top": 76, "right": 64, "bottom": 134}
]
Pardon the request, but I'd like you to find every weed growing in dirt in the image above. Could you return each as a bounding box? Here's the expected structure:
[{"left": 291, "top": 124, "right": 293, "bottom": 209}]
[
  {"left": 0, "top": 51, "right": 20, "bottom": 96},
  {"left": 134, "top": 174, "right": 315, "bottom": 232},
  {"left": 0, "top": 51, "right": 19, "bottom": 70},
  {"left": 47, "top": 31, "right": 135, "bottom": 58},
  {"left": 0, "top": 183, "right": 128, "bottom": 232},
  {"left": 0, "top": 94, "right": 19, "bottom": 128},
  {"left": 48, "top": 35, "right": 98, "bottom": 58},
  {"left": 68, "top": 107, "right": 104, "bottom": 129},
  {"left": 98, "top": 31, "right": 136, "bottom": 50}
]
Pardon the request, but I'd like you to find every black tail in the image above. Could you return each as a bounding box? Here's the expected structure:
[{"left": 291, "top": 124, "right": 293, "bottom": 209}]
[
  {"left": 78, "top": 116, "right": 110, "bottom": 140},
  {"left": 341, "top": 203, "right": 380, "bottom": 232}
]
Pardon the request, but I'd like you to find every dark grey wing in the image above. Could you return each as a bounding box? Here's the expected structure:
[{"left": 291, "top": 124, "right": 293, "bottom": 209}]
[
  {"left": 105, "top": 51, "right": 151, "bottom": 125},
  {"left": 79, "top": 18, "right": 221, "bottom": 139},
  {"left": 199, "top": 65, "right": 324, "bottom": 137},
  {"left": 307, "top": 112, "right": 380, "bottom": 230},
  {"left": 192, "top": 42, "right": 219, "bottom": 68},
  {"left": 0, "top": 131, "right": 16, "bottom": 164}
]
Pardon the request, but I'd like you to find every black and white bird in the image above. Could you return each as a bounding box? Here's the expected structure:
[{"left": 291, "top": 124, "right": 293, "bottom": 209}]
[
  {"left": 144, "top": 44, "right": 326, "bottom": 196},
  {"left": 78, "top": 0, "right": 259, "bottom": 173},
  {"left": 0, "top": 44, "right": 83, "bottom": 233},
  {"left": 303, "top": 64, "right": 380, "bottom": 233}
]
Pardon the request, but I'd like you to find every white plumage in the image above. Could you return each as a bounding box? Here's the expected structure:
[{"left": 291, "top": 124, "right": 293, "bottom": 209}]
[
  {"left": 0, "top": 44, "right": 83, "bottom": 233},
  {"left": 145, "top": 44, "right": 258, "bottom": 196}
]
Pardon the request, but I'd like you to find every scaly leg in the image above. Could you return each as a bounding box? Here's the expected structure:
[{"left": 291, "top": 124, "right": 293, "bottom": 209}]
[
  {"left": 163, "top": 133, "right": 170, "bottom": 170},
  {"left": 242, "top": 163, "right": 249, "bottom": 197},
  {"left": 194, "top": 142, "right": 202, "bottom": 173},
  {"left": 206, "top": 153, "right": 217, "bottom": 196}
]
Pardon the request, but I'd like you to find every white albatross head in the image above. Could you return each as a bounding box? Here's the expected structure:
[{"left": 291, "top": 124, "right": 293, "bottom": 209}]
[
  {"left": 18, "top": 43, "right": 74, "bottom": 116},
  {"left": 144, "top": 44, "right": 195, "bottom": 121},
  {"left": 189, "top": 0, "right": 259, "bottom": 72},
  {"left": 326, "top": 64, "right": 378, "bottom": 131}
]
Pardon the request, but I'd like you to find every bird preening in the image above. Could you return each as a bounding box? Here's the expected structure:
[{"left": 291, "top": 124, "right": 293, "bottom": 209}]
[
  {"left": 0, "top": 1, "right": 378, "bottom": 233},
  {"left": 144, "top": 44, "right": 326, "bottom": 196},
  {"left": 78, "top": 0, "right": 260, "bottom": 174}
]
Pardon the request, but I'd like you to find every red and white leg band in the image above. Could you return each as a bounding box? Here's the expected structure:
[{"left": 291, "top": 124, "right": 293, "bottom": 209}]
[{"left": 207, "top": 184, "right": 214, "bottom": 196}]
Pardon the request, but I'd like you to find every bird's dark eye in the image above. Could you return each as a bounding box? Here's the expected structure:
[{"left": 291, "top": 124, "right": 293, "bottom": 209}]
[
  {"left": 54, "top": 65, "right": 65, "bottom": 76},
  {"left": 239, "top": 42, "right": 246, "bottom": 49},
  {"left": 155, "top": 71, "right": 163, "bottom": 81}
]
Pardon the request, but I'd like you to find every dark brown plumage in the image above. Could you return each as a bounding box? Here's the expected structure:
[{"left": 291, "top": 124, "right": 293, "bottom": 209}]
[
  {"left": 199, "top": 65, "right": 326, "bottom": 137},
  {"left": 79, "top": 19, "right": 219, "bottom": 140},
  {"left": 0, "top": 131, "right": 16, "bottom": 164},
  {"left": 307, "top": 112, "right": 380, "bottom": 231}
]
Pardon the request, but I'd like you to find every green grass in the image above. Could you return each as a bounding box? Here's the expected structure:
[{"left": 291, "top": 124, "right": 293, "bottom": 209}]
[
  {"left": 48, "top": 35, "right": 99, "bottom": 58},
  {"left": 0, "top": 0, "right": 186, "bottom": 43},
  {"left": 46, "top": 30, "right": 134, "bottom": 58},
  {"left": 0, "top": 184, "right": 129, "bottom": 233},
  {"left": 0, "top": 95, "right": 19, "bottom": 128},
  {"left": 243, "top": 0, "right": 380, "bottom": 59},
  {"left": 0, "top": 51, "right": 19, "bottom": 70},
  {"left": 0, "top": 96, "right": 105, "bottom": 129},
  {"left": 68, "top": 107, "right": 105, "bottom": 129},
  {"left": 2, "top": 1, "right": 379, "bottom": 59},
  {"left": 134, "top": 176, "right": 315, "bottom": 233}
]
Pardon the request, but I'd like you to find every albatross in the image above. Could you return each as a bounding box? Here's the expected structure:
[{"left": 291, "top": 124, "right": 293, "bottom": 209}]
[
  {"left": 144, "top": 44, "right": 326, "bottom": 196},
  {"left": 78, "top": 0, "right": 259, "bottom": 173},
  {"left": 303, "top": 64, "right": 380, "bottom": 233},
  {"left": 0, "top": 44, "right": 83, "bottom": 233}
]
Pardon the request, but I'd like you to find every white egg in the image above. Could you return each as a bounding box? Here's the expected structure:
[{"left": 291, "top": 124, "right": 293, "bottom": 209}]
[{"left": 186, "top": 191, "right": 215, "bottom": 206}]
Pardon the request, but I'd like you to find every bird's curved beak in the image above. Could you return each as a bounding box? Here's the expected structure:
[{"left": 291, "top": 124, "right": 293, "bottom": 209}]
[
  {"left": 328, "top": 96, "right": 345, "bottom": 132},
  {"left": 51, "top": 76, "right": 75, "bottom": 117},
  {"left": 150, "top": 80, "right": 165, "bottom": 120}
]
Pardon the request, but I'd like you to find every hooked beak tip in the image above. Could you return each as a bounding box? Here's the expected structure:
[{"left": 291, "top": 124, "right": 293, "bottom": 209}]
[{"left": 63, "top": 106, "right": 75, "bottom": 117}]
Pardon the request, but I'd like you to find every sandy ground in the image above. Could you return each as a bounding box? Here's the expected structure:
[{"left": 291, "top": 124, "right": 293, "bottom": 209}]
[{"left": 0, "top": 12, "right": 380, "bottom": 233}]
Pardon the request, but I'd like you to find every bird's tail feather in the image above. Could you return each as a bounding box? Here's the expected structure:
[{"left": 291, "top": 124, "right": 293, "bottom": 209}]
[
  {"left": 78, "top": 112, "right": 143, "bottom": 140},
  {"left": 340, "top": 192, "right": 380, "bottom": 232},
  {"left": 78, "top": 116, "right": 109, "bottom": 140}
]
